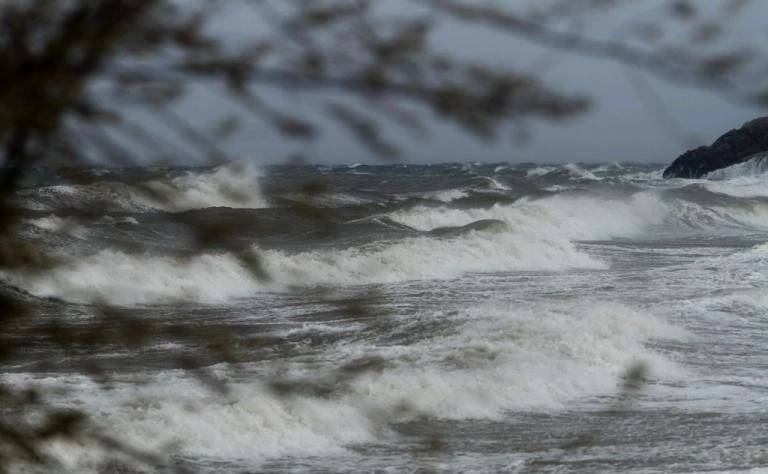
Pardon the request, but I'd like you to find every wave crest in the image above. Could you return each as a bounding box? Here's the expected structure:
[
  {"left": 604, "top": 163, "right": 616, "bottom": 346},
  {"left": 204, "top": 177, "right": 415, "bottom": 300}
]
[
  {"left": 2, "top": 232, "right": 605, "bottom": 305},
  {"left": 21, "top": 162, "right": 269, "bottom": 212},
  {"left": 389, "top": 191, "right": 667, "bottom": 241},
  {"left": 3, "top": 299, "right": 686, "bottom": 468},
  {"left": 135, "top": 162, "right": 269, "bottom": 211}
]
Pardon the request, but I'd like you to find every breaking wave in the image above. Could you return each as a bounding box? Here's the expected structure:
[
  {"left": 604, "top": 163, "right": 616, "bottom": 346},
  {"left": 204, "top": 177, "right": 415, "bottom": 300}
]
[
  {"left": 392, "top": 186, "right": 768, "bottom": 239},
  {"left": 3, "top": 231, "right": 605, "bottom": 305},
  {"left": 706, "top": 154, "right": 768, "bottom": 180},
  {"left": 21, "top": 162, "right": 269, "bottom": 212},
  {"left": 389, "top": 191, "right": 667, "bottom": 241},
  {"left": 698, "top": 155, "right": 768, "bottom": 199},
  {"left": 525, "top": 163, "right": 599, "bottom": 181},
  {"left": 420, "top": 188, "right": 470, "bottom": 202},
  {"left": 4, "top": 299, "right": 685, "bottom": 469},
  {"left": 24, "top": 214, "right": 87, "bottom": 239},
  {"left": 662, "top": 195, "right": 768, "bottom": 231},
  {"left": 132, "top": 162, "right": 269, "bottom": 211}
]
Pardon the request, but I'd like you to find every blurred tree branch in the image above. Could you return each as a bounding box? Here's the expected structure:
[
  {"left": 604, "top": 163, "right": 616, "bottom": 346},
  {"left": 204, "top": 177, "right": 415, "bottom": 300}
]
[{"left": 414, "top": 0, "right": 766, "bottom": 106}]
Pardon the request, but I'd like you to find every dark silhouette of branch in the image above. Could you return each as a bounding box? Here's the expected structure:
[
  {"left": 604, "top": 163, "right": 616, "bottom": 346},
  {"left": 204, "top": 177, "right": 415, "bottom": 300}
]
[{"left": 414, "top": 0, "right": 767, "bottom": 107}]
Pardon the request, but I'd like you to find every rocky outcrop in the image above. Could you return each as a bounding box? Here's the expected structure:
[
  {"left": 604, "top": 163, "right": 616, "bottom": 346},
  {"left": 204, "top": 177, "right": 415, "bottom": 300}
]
[{"left": 663, "top": 117, "right": 768, "bottom": 179}]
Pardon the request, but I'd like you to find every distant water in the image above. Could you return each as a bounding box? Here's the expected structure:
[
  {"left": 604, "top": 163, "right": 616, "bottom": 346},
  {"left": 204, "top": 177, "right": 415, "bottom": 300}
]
[{"left": 5, "top": 160, "right": 768, "bottom": 473}]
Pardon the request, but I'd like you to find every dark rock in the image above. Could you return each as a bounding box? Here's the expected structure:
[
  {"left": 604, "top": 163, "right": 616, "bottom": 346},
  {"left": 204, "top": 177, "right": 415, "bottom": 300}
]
[{"left": 663, "top": 117, "right": 768, "bottom": 179}]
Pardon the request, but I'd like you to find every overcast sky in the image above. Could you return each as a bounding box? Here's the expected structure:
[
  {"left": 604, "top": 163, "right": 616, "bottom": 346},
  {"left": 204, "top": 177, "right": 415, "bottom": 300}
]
[{"left": 186, "top": 1, "right": 768, "bottom": 165}]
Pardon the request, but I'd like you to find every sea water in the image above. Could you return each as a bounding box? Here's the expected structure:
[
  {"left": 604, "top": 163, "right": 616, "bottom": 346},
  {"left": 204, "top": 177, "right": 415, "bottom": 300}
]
[{"left": 4, "top": 160, "right": 768, "bottom": 473}]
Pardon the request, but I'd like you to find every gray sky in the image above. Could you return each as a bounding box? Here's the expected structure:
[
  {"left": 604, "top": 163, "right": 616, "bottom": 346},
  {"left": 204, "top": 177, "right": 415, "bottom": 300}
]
[{"left": 188, "top": 1, "right": 768, "bottom": 165}]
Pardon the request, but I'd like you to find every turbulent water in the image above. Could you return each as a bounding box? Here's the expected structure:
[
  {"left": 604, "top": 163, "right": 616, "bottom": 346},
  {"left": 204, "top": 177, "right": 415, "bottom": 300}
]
[{"left": 6, "top": 160, "right": 768, "bottom": 472}]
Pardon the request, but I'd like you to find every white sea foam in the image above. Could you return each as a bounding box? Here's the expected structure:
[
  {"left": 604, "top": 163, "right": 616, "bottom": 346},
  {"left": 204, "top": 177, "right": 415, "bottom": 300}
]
[
  {"left": 475, "top": 176, "right": 509, "bottom": 191},
  {"left": 697, "top": 156, "right": 768, "bottom": 198},
  {"left": 664, "top": 197, "right": 768, "bottom": 231},
  {"left": 23, "top": 162, "right": 269, "bottom": 213},
  {"left": 11, "top": 190, "right": 676, "bottom": 305},
  {"left": 526, "top": 163, "right": 600, "bottom": 180},
  {"left": 393, "top": 187, "right": 768, "bottom": 237},
  {"left": 100, "top": 215, "right": 140, "bottom": 225},
  {"left": 562, "top": 163, "right": 599, "bottom": 181},
  {"left": 119, "top": 216, "right": 139, "bottom": 225},
  {"left": 1, "top": 231, "right": 605, "bottom": 305},
  {"left": 2, "top": 299, "right": 685, "bottom": 471},
  {"left": 525, "top": 166, "right": 555, "bottom": 178},
  {"left": 264, "top": 233, "right": 603, "bottom": 286},
  {"left": 336, "top": 300, "right": 686, "bottom": 419},
  {"left": 706, "top": 155, "right": 768, "bottom": 180},
  {"left": 422, "top": 188, "right": 469, "bottom": 202},
  {"left": 594, "top": 161, "right": 624, "bottom": 172},
  {"left": 705, "top": 180, "right": 768, "bottom": 198},
  {"left": 543, "top": 185, "right": 576, "bottom": 192},
  {"left": 25, "top": 182, "right": 141, "bottom": 212},
  {"left": 6, "top": 373, "right": 377, "bottom": 472},
  {"left": 390, "top": 191, "right": 667, "bottom": 241},
  {"left": 1, "top": 249, "right": 264, "bottom": 305},
  {"left": 703, "top": 175, "right": 768, "bottom": 198},
  {"left": 24, "top": 214, "right": 86, "bottom": 238},
  {"left": 622, "top": 168, "right": 664, "bottom": 183},
  {"left": 131, "top": 162, "right": 269, "bottom": 211}
]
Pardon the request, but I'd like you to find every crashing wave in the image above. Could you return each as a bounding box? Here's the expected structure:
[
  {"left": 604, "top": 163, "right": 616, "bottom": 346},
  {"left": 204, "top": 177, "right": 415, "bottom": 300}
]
[
  {"left": 129, "top": 162, "right": 269, "bottom": 211},
  {"left": 706, "top": 154, "right": 768, "bottom": 180},
  {"left": 696, "top": 154, "right": 768, "bottom": 198},
  {"left": 428, "top": 219, "right": 509, "bottom": 237},
  {"left": 392, "top": 185, "right": 768, "bottom": 238},
  {"left": 562, "top": 163, "right": 599, "bottom": 181},
  {"left": 421, "top": 188, "right": 470, "bottom": 202},
  {"left": 389, "top": 191, "right": 667, "bottom": 241},
  {"left": 1, "top": 299, "right": 685, "bottom": 468},
  {"left": 526, "top": 166, "right": 556, "bottom": 178},
  {"left": 1, "top": 231, "right": 605, "bottom": 305},
  {"left": 24, "top": 215, "right": 87, "bottom": 238},
  {"left": 526, "top": 164, "right": 599, "bottom": 181},
  {"left": 20, "top": 162, "right": 269, "bottom": 213}
]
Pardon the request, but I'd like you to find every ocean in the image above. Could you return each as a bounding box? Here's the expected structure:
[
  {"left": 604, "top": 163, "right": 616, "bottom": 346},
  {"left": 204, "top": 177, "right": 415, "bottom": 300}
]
[{"left": 4, "top": 160, "right": 768, "bottom": 473}]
